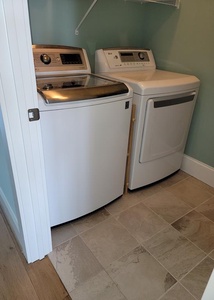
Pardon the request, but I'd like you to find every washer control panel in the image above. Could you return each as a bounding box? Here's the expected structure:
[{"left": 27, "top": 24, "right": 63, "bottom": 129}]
[
  {"left": 32, "top": 45, "right": 91, "bottom": 77},
  {"left": 95, "top": 48, "right": 156, "bottom": 73}
]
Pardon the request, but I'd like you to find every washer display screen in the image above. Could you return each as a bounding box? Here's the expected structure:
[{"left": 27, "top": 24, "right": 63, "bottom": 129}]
[{"left": 60, "top": 53, "right": 83, "bottom": 65}]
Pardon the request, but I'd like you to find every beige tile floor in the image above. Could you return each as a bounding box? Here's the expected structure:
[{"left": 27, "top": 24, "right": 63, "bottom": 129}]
[{"left": 49, "top": 171, "right": 214, "bottom": 300}]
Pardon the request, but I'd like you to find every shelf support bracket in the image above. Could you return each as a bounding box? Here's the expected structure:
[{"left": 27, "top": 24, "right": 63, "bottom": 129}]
[{"left": 75, "top": 0, "right": 98, "bottom": 35}]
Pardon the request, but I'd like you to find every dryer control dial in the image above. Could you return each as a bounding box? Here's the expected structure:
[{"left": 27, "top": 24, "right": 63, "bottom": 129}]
[{"left": 138, "top": 52, "right": 146, "bottom": 60}]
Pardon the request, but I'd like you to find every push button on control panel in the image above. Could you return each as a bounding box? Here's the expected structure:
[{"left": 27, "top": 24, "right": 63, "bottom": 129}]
[{"left": 43, "top": 83, "right": 53, "bottom": 90}]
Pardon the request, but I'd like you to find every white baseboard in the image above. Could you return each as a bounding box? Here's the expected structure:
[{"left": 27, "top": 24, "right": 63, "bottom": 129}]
[
  {"left": 0, "top": 188, "right": 21, "bottom": 242},
  {"left": 181, "top": 155, "right": 214, "bottom": 188}
]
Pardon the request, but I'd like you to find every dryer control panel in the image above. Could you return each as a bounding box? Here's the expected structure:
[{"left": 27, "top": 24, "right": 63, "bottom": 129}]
[{"left": 95, "top": 48, "right": 156, "bottom": 73}]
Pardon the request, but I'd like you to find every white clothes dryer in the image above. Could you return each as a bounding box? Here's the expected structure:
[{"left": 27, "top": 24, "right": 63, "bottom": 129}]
[{"left": 95, "top": 48, "right": 200, "bottom": 190}]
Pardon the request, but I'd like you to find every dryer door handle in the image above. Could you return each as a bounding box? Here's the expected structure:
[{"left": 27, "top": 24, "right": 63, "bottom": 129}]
[{"left": 153, "top": 93, "right": 195, "bottom": 108}]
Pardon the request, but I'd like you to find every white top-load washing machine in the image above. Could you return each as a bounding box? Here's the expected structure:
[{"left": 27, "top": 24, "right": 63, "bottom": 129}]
[
  {"left": 32, "top": 45, "right": 133, "bottom": 226},
  {"left": 95, "top": 48, "right": 200, "bottom": 190}
]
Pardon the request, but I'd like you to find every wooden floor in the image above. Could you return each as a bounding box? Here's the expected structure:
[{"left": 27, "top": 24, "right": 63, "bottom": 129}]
[{"left": 0, "top": 210, "right": 71, "bottom": 300}]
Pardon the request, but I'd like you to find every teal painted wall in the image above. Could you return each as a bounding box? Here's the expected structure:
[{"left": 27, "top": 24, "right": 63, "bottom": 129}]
[
  {"left": 0, "top": 107, "right": 18, "bottom": 216},
  {"left": 142, "top": 1, "right": 214, "bottom": 167},
  {"left": 28, "top": 0, "right": 214, "bottom": 167},
  {"left": 28, "top": 0, "right": 146, "bottom": 70}
]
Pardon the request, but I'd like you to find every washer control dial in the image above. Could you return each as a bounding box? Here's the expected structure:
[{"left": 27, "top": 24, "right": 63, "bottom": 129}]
[{"left": 40, "top": 54, "right": 51, "bottom": 64}]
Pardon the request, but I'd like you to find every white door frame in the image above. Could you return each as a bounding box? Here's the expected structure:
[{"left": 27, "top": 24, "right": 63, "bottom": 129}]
[{"left": 0, "top": 0, "right": 52, "bottom": 262}]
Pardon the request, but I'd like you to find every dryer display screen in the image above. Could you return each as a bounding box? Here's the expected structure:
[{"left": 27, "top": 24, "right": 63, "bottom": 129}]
[
  {"left": 120, "top": 52, "right": 133, "bottom": 57},
  {"left": 120, "top": 52, "right": 134, "bottom": 62}
]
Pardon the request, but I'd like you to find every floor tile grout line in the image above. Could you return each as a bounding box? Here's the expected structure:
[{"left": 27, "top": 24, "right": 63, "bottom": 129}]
[
  {"left": 206, "top": 250, "right": 214, "bottom": 259},
  {"left": 177, "top": 252, "right": 210, "bottom": 280},
  {"left": 59, "top": 214, "right": 212, "bottom": 255},
  {"left": 111, "top": 203, "right": 171, "bottom": 246},
  {"left": 140, "top": 243, "right": 178, "bottom": 281},
  {"left": 49, "top": 172, "right": 214, "bottom": 300},
  {"left": 108, "top": 192, "right": 214, "bottom": 252},
  {"left": 166, "top": 174, "right": 213, "bottom": 193},
  {"left": 198, "top": 194, "right": 214, "bottom": 204},
  {"left": 141, "top": 196, "right": 194, "bottom": 225},
  {"left": 170, "top": 218, "right": 214, "bottom": 258},
  {"left": 104, "top": 270, "right": 129, "bottom": 300},
  {"left": 178, "top": 279, "right": 202, "bottom": 300},
  {"left": 52, "top": 213, "right": 114, "bottom": 249},
  {"left": 68, "top": 267, "right": 128, "bottom": 300},
  {"left": 142, "top": 221, "right": 210, "bottom": 260},
  {"left": 52, "top": 208, "right": 142, "bottom": 252},
  {"left": 78, "top": 214, "right": 120, "bottom": 237},
  {"left": 187, "top": 175, "right": 214, "bottom": 194},
  {"left": 53, "top": 189, "right": 192, "bottom": 249},
  {"left": 57, "top": 193, "right": 148, "bottom": 240},
  {"left": 103, "top": 242, "right": 177, "bottom": 300},
  {"left": 92, "top": 200, "right": 182, "bottom": 296},
  {"left": 142, "top": 186, "right": 194, "bottom": 208},
  {"left": 133, "top": 184, "right": 165, "bottom": 198},
  {"left": 160, "top": 173, "right": 191, "bottom": 189},
  {"left": 156, "top": 281, "right": 198, "bottom": 300},
  {"left": 52, "top": 233, "right": 213, "bottom": 300},
  {"left": 73, "top": 208, "right": 113, "bottom": 233},
  {"left": 141, "top": 239, "right": 209, "bottom": 300},
  {"left": 59, "top": 235, "right": 105, "bottom": 295},
  {"left": 78, "top": 233, "right": 139, "bottom": 299},
  {"left": 52, "top": 171, "right": 212, "bottom": 249},
  {"left": 78, "top": 215, "right": 141, "bottom": 267},
  {"left": 52, "top": 232, "right": 79, "bottom": 249},
  {"left": 108, "top": 193, "right": 214, "bottom": 252},
  {"left": 104, "top": 242, "right": 141, "bottom": 270},
  {"left": 163, "top": 176, "right": 214, "bottom": 204},
  {"left": 77, "top": 209, "right": 141, "bottom": 269},
  {"left": 168, "top": 200, "right": 213, "bottom": 225},
  {"left": 52, "top": 191, "right": 214, "bottom": 250},
  {"left": 105, "top": 185, "right": 165, "bottom": 216},
  {"left": 168, "top": 207, "right": 194, "bottom": 225},
  {"left": 177, "top": 283, "right": 199, "bottom": 300},
  {"left": 128, "top": 186, "right": 209, "bottom": 229},
  {"left": 139, "top": 220, "right": 214, "bottom": 292},
  {"left": 170, "top": 209, "right": 214, "bottom": 255},
  {"left": 140, "top": 232, "right": 206, "bottom": 282},
  {"left": 194, "top": 198, "right": 214, "bottom": 224},
  {"left": 105, "top": 195, "right": 143, "bottom": 216},
  {"left": 116, "top": 197, "right": 170, "bottom": 227},
  {"left": 194, "top": 207, "right": 214, "bottom": 225},
  {"left": 175, "top": 232, "right": 209, "bottom": 257}
]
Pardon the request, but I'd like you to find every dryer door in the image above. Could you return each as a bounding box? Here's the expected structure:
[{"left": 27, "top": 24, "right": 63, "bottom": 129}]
[{"left": 139, "top": 91, "right": 196, "bottom": 163}]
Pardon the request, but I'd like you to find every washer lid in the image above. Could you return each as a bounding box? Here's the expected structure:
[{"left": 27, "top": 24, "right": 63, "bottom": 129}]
[
  {"left": 36, "top": 74, "right": 129, "bottom": 103},
  {"left": 102, "top": 70, "right": 200, "bottom": 95}
]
